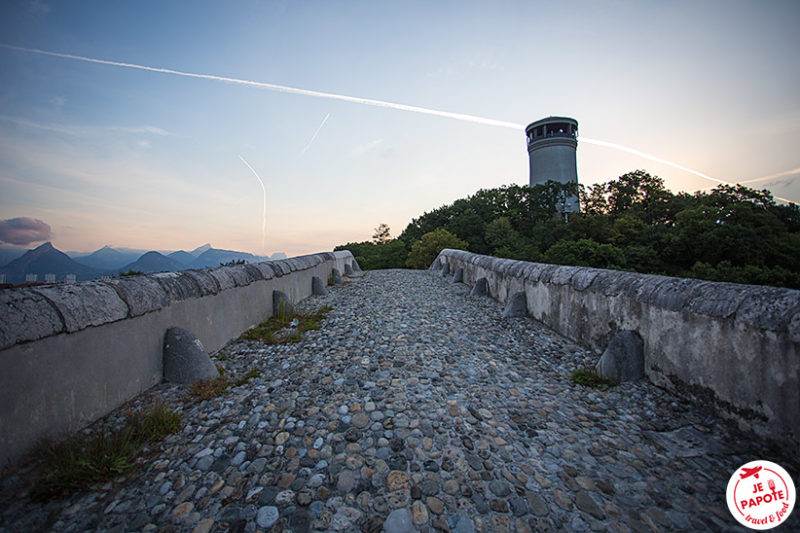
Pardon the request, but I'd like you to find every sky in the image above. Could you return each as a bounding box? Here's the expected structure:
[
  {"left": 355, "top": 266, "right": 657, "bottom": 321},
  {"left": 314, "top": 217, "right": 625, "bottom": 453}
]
[{"left": 0, "top": 0, "right": 798, "bottom": 257}]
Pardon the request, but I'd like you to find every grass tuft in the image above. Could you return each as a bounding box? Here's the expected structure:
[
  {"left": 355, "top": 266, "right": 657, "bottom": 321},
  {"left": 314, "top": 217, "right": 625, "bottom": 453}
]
[
  {"left": 234, "top": 368, "right": 261, "bottom": 387},
  {"left": 189, "top": 375, "right": 229, "bottom": 401},
  {"left": 242, "top": 306, "right": 332, "bottom": 345},
  {"left": 570, "top": 368, "right": 618, "bottom": 389},
  {"left": 188, "top": 366, "right": 262, "bottom": 401},
  {"left": 32, "top": 402, "right": 181, "bottom": 501}
]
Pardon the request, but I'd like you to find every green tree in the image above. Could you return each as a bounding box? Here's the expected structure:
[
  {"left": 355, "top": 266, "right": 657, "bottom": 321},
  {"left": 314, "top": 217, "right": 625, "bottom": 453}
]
[
  {"left": 605, "top": 170, "right": 673, "bottom": 223},
  {"left": 580, "top": 183, "right": 609, "bottom": 216},
  {"left": 348, "top": 171, "right": 799, "bottom": 288},
  {"left": 372, "top": 223, "right": 391, "bottom": 244},
  {"left": 543, "top": 238, "right": 626, "bottom": 269},
  {"left": 485, "top": 217, "right": 518, "bottom": 251},
  {"left": 405, "top": 228, "right": 468, "bottom": 269},
  {"left": 335, "top": 239, "right": 407, "bottom": 270},
  {"left": 370, "top": 239, "right": 408, "bottom": 269}
]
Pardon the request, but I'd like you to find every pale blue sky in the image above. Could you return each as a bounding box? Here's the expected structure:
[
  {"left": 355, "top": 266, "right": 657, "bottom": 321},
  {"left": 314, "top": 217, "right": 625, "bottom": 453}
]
[{"left": 1, "top": 0, "right": 798, "bottom": 256}]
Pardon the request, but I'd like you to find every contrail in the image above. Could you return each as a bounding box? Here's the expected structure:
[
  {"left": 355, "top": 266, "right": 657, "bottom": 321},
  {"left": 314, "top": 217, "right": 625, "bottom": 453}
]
[
  {"left": 2, "top": 43, "right": 796, "bottom": 203},
  {"left": 301, "top": 113, "right": 330, "bottom": 154},
  {"left": 578, "top": 136, "right": 795, "bottom": 204},
  {"left": 238, "top": 156, "right": 267, "bottom": 252},
  {"left": 0, "top": 44, "right": 522, "bottom": 130},
  {"left": 578, "top": 136, "right": 724, "bottom": 185},
  {"left": 738, "top": 167, "right": 800, "bottom": 185}
]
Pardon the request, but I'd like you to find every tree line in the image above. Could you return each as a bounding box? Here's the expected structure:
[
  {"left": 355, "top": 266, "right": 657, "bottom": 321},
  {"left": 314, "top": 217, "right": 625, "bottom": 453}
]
[{"left": 335, "top": 170, "right": 800, "bottom": 289}]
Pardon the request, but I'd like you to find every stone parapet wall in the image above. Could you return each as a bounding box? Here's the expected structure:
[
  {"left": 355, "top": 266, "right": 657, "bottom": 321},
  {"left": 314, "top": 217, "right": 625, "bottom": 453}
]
[
  {"left": 0, "top": 251, "right": 356, "bottom": 467},
  {"left": 434, "top": 249, "right": 800, "bottom": 452}
]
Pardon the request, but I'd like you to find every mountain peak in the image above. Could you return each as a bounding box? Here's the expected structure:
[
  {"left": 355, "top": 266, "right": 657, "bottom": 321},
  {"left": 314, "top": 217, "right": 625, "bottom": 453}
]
[
  {"left": 36, "top": 242, "right": 55, "bottom": 251},
  {"left": 190, "top": 243, "right": 213, "bottom": 256}
]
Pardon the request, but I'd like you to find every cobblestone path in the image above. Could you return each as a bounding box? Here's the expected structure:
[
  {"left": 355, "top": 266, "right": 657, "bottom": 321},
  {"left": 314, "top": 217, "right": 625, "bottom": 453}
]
[{"left": 1, "top": 270, "right": 796, "bottom": 532}]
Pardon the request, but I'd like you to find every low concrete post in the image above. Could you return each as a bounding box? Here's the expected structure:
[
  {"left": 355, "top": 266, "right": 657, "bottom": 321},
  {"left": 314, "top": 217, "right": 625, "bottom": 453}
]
[
  {"left": 163, "top": 327, "right": 218, "bottom": 384},
  {"left": 596, "top": 330, "right": 645, "bottom": 382},
  {"left": 502, "top": 291, "right": 528, "bottom": 318},
  {"left": 272, "top": 290, "right": 294, "bottom": 319},
  {"left": 312, "top": 276, "right": 329, "bottom": 296},
  {"left": 470, "top": 277, "right": 489, "bottom": 297}
]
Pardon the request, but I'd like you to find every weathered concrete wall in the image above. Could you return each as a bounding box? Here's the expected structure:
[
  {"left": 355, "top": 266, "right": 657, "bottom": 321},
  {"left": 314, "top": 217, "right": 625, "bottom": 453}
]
[
  {"left": 434, "top": 249, "right": 800, "bottom": 452},
  {"left": 0, "top": 251, "right": 357, "bottom": 467}
]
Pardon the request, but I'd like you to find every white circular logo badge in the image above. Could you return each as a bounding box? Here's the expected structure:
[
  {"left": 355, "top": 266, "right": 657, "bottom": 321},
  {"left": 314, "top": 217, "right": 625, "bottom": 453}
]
[{"left": 727, "top": 460, "right": 796, "bottom": 529}]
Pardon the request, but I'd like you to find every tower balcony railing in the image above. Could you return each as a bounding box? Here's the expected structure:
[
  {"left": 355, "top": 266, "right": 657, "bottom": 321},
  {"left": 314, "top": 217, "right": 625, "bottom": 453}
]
[{"left": 527, "top": 130, "right": 578, "bottom": 144}]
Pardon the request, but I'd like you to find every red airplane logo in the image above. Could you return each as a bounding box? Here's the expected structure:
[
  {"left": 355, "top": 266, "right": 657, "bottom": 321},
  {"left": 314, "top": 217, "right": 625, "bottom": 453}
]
[{"left": 740, "top": 466, "right": 762, "bottom": 480}]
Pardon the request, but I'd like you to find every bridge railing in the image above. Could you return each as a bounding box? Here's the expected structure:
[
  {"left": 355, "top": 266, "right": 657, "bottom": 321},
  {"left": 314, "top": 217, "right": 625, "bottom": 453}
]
[
  {"left": 433, "top": 248, "right": 800, "bottom": 453},
  {"left": 0, "top": 250, "right": 356, "bottom": 468}
]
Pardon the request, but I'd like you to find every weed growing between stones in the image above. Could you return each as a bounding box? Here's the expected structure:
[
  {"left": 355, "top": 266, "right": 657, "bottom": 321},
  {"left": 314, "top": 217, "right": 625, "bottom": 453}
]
[
  {"left": 188, "top": 367, "right": 263, "bottom": 401},
  {"left": 31, "top": 402, "right": 181, "bottom": 501},
  {"left": 189, "top": 376, "right": 230, "bottom": 401},
  {"left": 242, "top": 306, "right": 332, "bottom": 345},
  {"left": 234, "top": 368, "right": 261, "bottom": 386},
  {"left": 570, "top": 367, "right": 618, "bottom": 389}
]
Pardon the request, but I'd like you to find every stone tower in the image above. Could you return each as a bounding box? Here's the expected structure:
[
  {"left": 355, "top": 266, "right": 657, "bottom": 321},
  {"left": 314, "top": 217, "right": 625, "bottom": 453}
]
[{"left": 525, "top": 116, "right": 579, "bottom": 212}]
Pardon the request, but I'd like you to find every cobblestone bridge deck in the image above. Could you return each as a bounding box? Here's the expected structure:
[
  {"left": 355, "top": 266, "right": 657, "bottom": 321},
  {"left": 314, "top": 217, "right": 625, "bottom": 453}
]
[{"left": 1, "top": 270, "right": 796, "bottom": 532}]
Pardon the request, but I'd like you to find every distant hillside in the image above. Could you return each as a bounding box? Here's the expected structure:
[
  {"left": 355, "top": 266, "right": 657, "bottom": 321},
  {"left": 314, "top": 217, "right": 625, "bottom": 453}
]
[
  {"left": 0, "top": 242, "right": 285, "bottom": 284},
  {"left": 74, "top": 245, "right": 141, "bottom": 270},
  {"left": 190, "top": 243, "right": 212, "bottom": 256},
  {"left": 0, "top": 246, "right": 27, "bottom": 268},
  {"left": 191, "top": 248, "right": 258, "bottom": 268},
  {"left": 0, "top": 242, "right": 109, "bottom": 284},
  {"left": 168, "top": 250, "right": 195, "bottom": 266},
  {"left": 270, "top": 252, "right": 287, "bottom": 260},
  {"left": 120, "top": 251, "right": 185, "bottom": 274}
]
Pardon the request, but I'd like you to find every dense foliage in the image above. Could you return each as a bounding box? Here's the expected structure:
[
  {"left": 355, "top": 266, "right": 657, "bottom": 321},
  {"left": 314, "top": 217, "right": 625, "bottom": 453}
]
[{"left": 335, "top": 170, "right": 800, "bottom": 288}]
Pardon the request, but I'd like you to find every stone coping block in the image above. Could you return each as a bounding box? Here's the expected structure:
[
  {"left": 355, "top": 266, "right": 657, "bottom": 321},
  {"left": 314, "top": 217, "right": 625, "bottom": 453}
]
[
  {"left": 32, "top": 282, "right": 129, "bottom": 334},
  {"left": 0, "top": 289, "right": 64, "bottom": 348},
  {"left": 181, "top": 270, "right": 221, "bottom": 296},
  {"left": 105, "top": 276, "right": 168, "bottom": 317},
  {"left": 152, "top": 271, "right": 204, "bottom": 302},
  {"left": 0, "top": 251, "right": 353, "bottom": 351}
]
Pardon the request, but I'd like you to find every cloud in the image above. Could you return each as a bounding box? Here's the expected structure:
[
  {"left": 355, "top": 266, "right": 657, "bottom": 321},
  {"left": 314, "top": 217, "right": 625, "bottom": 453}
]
[
  {"left": 0, "top": 217, "right": 52, "bottom": 245},
  {"left": 352, "top": 139, "right": 384, "bottom": 156}
]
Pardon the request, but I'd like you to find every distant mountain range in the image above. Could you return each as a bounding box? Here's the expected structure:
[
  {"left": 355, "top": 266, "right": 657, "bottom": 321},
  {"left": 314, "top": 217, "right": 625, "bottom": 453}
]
[
  {"left": 120, "top": 251, "right": 185, "bottom": 274},
  {"left": 0, "top": 242, "right": 286, "bottom": 285},
  {"left": 72, "top": 245, "right": 142, "bottom": 270},
  {"left": 0, "top": 243, "right": 109, "bottom": 284}
]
